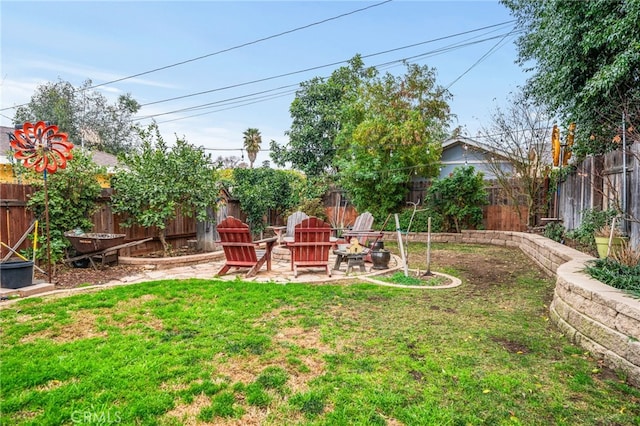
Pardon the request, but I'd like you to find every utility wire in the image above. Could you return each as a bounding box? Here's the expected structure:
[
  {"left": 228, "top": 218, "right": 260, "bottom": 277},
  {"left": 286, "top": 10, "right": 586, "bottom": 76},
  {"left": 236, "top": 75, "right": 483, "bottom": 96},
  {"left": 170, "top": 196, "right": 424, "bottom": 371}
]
[
  {"left": 140, "top": 29, "right": 520, "bottom": 124},
  {"left": 0, "top": 0, "right": 393, "bottom": 112},
  {"left": 139, "top": 20, "right": 515, "bottom": 108},
  {"left": 88, "top": 0, "right": 393, "bottom": 89},
  {"left": 444, "top": 28, "right": 518, "bottom": 90}
]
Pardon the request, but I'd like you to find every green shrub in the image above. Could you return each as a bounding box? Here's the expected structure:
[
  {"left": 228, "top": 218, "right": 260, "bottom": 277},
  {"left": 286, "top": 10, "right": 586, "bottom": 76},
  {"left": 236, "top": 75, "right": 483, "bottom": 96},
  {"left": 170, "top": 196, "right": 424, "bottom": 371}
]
[
  {"left": 22, "top": 149, "right": 104, "bottom": 263},
  {"left": 586, "top": 258, "right": 640, "bottom": 298},
  {"left": 426, "top": 166, "right": 488, "bottom": 233},
  {"left": 565, "top": 208, "right": 617, "bottom": 252},
  {"left": 543, "top": 222, "right": 565, "bottom": 243}
]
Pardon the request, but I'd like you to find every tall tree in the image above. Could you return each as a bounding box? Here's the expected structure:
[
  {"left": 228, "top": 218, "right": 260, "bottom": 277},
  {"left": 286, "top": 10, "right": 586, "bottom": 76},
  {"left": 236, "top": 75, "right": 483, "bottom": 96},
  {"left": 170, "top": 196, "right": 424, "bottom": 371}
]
[
  {"left": 242, "top": 128, "right": 262, "bottom": 168},
  {"left": 14, "top": 79, "right": 141, "bottom": 155},
  {"left": 478, "top": 90, "right": 555, "bottom": 227},
  {"left": 111, "top": 123, "right": 220, "bottom": 254},
  {"left": 270, "top": 55, "right": 373, "bottom": 177},
  {"left": 335, "top": 62, "right": 451, "bottom": 219},
  {"left": 502, "top": 0, "right": 640, "bottom": 157}
]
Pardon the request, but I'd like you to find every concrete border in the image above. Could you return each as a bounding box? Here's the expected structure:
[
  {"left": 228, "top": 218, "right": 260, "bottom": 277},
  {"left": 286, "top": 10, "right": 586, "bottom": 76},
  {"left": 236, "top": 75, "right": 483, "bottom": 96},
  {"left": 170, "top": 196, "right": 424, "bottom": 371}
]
[
  {"left": 361, "top": 269, "right": 462, "bottom": 289},
  {"left": 384, "top": 230, "right": 640, "bottom": 387}
]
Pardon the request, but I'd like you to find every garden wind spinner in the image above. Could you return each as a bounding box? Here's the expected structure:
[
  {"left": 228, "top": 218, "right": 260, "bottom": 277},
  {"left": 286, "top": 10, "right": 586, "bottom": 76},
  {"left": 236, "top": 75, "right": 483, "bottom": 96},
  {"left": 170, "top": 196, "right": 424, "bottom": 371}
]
[
  {"left": 9, "top": 121, "right": 74, "bottom": 172},
  {"left": 8, "top": 121, "right": 74, "bottom": 281}
]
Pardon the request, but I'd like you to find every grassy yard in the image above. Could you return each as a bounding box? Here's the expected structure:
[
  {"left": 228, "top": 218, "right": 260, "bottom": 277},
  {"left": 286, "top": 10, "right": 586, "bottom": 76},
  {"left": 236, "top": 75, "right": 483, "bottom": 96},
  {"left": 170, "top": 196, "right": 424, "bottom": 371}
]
[{"left": 1, "top": 243, "right": 638, "bottom": 425}]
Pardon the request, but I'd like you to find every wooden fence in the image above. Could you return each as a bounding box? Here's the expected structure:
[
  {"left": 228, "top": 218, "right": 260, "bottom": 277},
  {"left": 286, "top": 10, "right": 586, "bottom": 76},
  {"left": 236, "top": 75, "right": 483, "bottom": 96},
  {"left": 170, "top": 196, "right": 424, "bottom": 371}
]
[
  {"left": 557, "top": 143, "right": 639, "bottom": 248},
  {"left": 0, "top": 184, "right": 197, "bottom": 258},
  {"left": 325, "top": 181, "right": 530, "bottom": 232}
]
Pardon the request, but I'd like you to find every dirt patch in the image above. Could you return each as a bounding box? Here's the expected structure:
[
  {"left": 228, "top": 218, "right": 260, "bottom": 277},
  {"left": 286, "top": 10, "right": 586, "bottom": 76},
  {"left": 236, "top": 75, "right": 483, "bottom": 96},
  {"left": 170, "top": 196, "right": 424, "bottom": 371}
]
[
  {"left": 20, "top": 310, "right": 107, "bottom": 343},
  {"left": 34, "top": 263, "right": 146, "bottom": 289},
  {"left": 491, "top": 336, "right": 530, "bottom": 354}
]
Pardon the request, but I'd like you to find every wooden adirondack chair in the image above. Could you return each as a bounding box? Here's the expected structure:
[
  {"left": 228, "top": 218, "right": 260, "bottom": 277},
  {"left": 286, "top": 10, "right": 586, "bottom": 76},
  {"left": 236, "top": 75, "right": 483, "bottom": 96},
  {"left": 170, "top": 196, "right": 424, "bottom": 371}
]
[
  {"left": 287, "top": 217, "right": 333, "bottom": 278},
  {"left": 216, "top": 216, "right": 277, "bottom": 278},
  {"left": 342, "top": 211, "right": 383, "bottom": 246},
  {"left": 282, "top": 211, "right": 309, "bottom": 243},
  {"left": 266, "top": 211, "right": 308, "bottom": 244}
]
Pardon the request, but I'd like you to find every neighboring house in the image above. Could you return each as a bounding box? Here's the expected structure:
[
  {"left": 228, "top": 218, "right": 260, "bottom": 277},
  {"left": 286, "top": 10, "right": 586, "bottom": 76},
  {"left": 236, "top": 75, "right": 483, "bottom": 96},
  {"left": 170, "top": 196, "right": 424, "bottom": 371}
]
[
  {"left": 438, "top": 135, "right": 512, "bottom": 180},
  {"left": 0, "top": 125, "right": 119, "bottom": 186}
]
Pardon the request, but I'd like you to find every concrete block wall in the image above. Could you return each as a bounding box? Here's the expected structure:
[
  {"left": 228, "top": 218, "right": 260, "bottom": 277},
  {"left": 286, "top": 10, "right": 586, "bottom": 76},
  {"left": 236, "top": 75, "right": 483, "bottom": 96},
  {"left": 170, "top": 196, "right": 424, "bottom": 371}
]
[{"left": 382, "top": 230, "right": 640, "bottom": 387}]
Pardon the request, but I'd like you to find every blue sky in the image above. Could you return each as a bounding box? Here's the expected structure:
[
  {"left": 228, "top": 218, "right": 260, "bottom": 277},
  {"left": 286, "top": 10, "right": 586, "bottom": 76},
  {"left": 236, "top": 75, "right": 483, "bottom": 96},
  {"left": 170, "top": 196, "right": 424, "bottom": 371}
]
[{"left": 1, "top": 0, "right": 528, "bottom": 166}]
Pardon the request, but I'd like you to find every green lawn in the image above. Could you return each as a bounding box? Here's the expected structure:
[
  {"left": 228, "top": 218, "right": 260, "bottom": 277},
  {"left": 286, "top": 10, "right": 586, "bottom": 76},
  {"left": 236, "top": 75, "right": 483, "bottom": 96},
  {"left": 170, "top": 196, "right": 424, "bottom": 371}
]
[{"left": 1, "top": 243, "right": 638, "bottom": 425}]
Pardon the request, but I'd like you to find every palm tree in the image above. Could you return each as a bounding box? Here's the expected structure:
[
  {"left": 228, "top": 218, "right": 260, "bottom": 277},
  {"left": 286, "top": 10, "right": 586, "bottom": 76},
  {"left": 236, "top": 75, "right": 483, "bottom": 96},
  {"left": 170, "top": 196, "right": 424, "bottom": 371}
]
[{"left": 242, "top": 128, "right": 262, "bottom": 168}]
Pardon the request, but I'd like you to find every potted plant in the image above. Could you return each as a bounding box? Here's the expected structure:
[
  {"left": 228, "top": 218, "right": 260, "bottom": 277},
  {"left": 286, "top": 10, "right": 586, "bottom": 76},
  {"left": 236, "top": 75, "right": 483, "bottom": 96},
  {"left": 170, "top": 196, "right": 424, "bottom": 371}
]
[{"left": 594, "top": 224, "right": 628, "bottom": 259}]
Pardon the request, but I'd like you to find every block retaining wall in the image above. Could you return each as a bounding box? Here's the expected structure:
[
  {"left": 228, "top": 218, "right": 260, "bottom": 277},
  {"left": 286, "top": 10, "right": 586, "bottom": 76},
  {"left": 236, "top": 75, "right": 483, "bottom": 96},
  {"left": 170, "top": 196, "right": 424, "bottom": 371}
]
[{"left": 382, "top": 230, "right": 640, "bottom": 387}]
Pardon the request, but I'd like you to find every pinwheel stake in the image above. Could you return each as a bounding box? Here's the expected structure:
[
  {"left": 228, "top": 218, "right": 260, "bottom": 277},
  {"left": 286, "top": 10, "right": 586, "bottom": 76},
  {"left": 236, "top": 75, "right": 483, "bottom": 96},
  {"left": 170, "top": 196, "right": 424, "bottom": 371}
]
[{"left": 9, "top": 121, "right": 74, "bottom": 281}]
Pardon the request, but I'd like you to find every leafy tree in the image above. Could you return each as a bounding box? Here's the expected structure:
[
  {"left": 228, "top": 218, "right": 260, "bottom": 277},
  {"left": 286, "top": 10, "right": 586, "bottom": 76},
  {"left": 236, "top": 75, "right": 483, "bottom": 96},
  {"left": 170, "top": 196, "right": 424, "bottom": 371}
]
[
  {"left": 478, "top": 90, "right": 555, "bottom": 227},
  {"left": 270, "top": 56, "right": 373, "bottom": 177},
  {"left": 22, "top": 149, "right": 105, "bottom": 263},
  {"left": 111, "top": 123, "right": 220, "bottom": 254},
  {"left": 427, "top": 166, "right": 488, "bottom": 233},
  {"left": 230, "top": 167, "right": 299, "bottom": 234},
  {"left": 502, "top": 0, "right": 640, "bottom": 157},
  {"left": 335, "top": 62, "right": 451, "bottom": 219},
  {"left": 14, "top": 78, "right": 141, "bottom": 155},
  {"left": 242, "top": 128, "right": 262, "bottom": 168}
]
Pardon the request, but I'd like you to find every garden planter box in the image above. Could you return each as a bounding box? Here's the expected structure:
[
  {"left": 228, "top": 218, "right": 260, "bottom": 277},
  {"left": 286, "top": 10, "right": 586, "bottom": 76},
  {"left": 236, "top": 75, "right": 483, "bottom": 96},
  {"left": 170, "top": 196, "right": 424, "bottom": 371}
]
[{"left": 0, "top": 260, "right": 34, "bottom": 289}]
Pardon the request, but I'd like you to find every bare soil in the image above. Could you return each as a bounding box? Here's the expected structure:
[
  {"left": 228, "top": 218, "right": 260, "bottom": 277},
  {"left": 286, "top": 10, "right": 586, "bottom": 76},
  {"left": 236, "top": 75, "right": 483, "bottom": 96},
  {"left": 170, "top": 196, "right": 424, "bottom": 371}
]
[
  {"left": 35, "top": 264, "right": 147, "bottom": 289},
  {"left": 38, "top": 244, "right": 546, "bottom": 291}
]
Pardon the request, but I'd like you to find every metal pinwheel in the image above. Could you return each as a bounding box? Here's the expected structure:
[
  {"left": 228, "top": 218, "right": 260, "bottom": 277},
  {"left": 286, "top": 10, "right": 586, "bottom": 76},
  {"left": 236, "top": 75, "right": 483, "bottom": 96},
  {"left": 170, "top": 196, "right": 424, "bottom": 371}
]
[
  {"left": 10, "top": 121, "right": 74, "bottom": 172},
  {"left": 9, "top": 121, "right": 74, "bottom": 281}
]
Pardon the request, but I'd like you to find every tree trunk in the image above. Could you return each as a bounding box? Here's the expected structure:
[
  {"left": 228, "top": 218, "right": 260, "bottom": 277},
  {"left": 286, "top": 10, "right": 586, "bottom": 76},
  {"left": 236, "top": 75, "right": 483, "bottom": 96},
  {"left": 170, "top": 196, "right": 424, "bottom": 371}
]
[{"left": 158, "top": 230, "right": 170, "bottom": 256}]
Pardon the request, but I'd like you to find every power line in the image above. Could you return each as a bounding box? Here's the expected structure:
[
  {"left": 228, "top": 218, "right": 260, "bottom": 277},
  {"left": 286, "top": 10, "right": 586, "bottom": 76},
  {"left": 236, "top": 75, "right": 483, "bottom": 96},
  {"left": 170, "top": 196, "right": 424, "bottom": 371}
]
[
  {"left": 444, "top": 28, "right": 519, "bottom": 90},
  {"left": 157, "top": 91, "right": 299, "bottom": 125},
  {"left": 0, "top": 0, "right": 392, "bottom": 113},
  {"left": 86, "top": 1, "right": 394, "bottom": 90},
  {"left": 138, "top": 20, "right": 515, "bottom": 108},
  {"left": 136, "top": 84, "right": 299, "bottom": 120},
  {"left": 140, "top": 28, "right": 520, "bottom": 124}
]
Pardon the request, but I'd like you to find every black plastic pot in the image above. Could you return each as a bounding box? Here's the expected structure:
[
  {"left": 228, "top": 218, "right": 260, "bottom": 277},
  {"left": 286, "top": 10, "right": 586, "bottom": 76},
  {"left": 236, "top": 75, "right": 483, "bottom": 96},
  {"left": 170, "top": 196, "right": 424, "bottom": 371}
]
[{"left": 0, "top": 260, "right": 34, "bottom": 289}]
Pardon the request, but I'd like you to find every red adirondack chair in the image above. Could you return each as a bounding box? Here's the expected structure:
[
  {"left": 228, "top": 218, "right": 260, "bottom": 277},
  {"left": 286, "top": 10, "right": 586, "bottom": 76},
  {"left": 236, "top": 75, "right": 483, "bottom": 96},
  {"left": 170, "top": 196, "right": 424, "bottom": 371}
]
[
  {"left": 287, "top": 217, "right": 333, "bottom": 278},
  {"left": 216, "top": 216, "right": 277, "bottom": 278}
]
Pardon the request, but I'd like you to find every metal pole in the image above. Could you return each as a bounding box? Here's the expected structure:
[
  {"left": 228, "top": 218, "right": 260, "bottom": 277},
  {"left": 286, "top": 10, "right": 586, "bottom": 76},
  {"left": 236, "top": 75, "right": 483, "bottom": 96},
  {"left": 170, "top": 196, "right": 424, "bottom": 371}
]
[{"left": 44, "top": 171, "right": 52, "bottom": 281}]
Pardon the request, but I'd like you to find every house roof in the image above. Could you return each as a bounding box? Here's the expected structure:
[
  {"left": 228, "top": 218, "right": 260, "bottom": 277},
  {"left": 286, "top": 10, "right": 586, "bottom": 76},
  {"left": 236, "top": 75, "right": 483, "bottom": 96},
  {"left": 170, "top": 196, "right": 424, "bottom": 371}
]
[
  {"left": 441, "top": 135, "right": 507, "bottom": 159},
  {"left": 1, "top": 125, "right": 118, "bottom": 168}
]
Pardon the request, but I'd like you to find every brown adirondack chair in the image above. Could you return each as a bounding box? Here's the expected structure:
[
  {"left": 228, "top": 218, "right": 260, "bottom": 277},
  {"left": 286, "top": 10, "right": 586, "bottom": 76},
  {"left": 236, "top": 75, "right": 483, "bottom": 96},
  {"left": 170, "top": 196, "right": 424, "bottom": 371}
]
[
  {"left": 216, "top": 216, "right": 277, "bottom": 278},
  {"left": 287, "top": 217, "right": 333, "bottom": 278}
]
